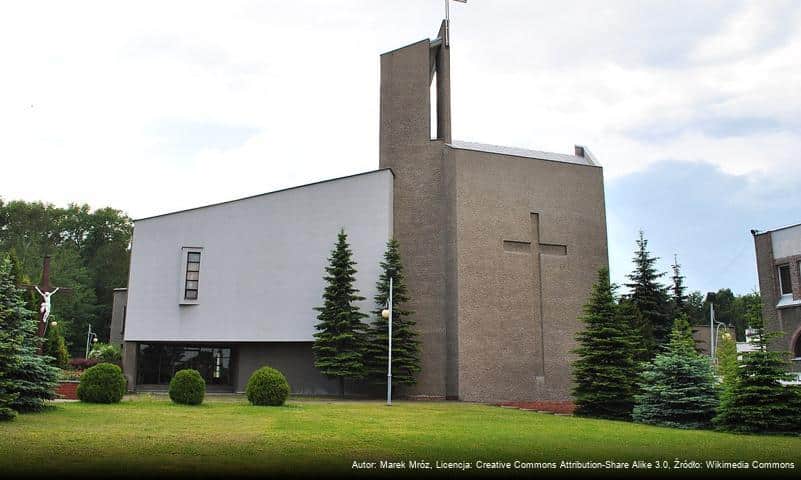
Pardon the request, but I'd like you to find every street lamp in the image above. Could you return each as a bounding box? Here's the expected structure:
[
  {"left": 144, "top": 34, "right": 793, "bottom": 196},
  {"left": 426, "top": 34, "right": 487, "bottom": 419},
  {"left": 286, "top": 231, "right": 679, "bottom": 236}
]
[
  {"left": 706, "top": 292, "right": 716, "bottom": 361},
  {"left": 85, "top": 324, "right": 99, "bottom": 358},
  {"left": 381, "top": 276, "right": 393, "bottom": 406},
  {"left": 713, "top": 321, "right": 729, "bottom": 362}
]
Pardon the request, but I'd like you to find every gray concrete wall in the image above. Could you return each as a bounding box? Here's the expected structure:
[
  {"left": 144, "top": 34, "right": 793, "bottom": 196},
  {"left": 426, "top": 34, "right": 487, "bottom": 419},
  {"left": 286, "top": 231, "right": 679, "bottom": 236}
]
[
  {"left": 379, "top": 23, "right": 608, "bottom": 403},
  {"left": 449, "top": 147, "right": 608, "bottom": 402},
  {"left": 109, "top": 289, "right": 127, "bottom": 347},
  {"left": 124, "top": 169, "right": 393, "bottom": 343},
  {"left": 379, "top": 29, "right": 451, "bottom": 399},
  {"left": 235, "top": 342, "right": 343, "bottom": 395}
]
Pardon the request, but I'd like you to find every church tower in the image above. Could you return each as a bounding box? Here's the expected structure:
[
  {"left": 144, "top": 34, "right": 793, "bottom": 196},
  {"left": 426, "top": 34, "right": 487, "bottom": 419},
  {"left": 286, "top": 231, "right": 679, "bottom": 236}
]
[
  {"left": 380, "top": 21, "right": 609, "bottom": 403},
  {"left": 379, "top": 21, "right": 456, "bottom": 398}
]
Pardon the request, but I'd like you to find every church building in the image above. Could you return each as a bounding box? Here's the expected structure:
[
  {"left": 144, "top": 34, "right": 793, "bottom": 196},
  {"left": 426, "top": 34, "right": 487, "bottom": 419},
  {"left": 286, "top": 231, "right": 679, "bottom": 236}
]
[{"left": 112, "top": 21, "right": 609, "bottom": 403}]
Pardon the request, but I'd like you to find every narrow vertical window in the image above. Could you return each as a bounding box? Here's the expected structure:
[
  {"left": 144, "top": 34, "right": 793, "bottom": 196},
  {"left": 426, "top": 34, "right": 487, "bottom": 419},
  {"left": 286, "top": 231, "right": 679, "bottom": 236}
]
[
  {"left": 778, "top": 264, "right": 792, "bottom": 295},
  {"left": 185, "top": 251, "right": 201, "bottom": 300}
]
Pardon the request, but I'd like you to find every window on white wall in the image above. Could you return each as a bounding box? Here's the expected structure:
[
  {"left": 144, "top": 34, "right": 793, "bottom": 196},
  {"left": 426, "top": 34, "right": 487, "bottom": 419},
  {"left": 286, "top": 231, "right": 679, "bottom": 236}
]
[
  {"left": 185, "top": 252, "right": 201, "bottom": 300},
  {"left": 180, "top": 247, "right": 203, "bottom": 304},
  {"left": 778, "top": 264, "right": 792, "bottom": 295}
]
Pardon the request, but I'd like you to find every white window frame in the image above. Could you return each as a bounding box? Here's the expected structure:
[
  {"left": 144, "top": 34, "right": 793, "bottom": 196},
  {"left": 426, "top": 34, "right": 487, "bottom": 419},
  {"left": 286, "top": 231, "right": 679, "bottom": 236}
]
[{"left": 179, "top": 246, "right": 203, "bottom": 305}]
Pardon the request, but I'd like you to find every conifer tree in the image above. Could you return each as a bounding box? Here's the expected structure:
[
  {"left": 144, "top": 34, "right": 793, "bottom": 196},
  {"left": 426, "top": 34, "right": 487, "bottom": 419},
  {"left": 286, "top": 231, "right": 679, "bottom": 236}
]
[
  {"left": 625, "top": 231, "right": 671, "bottom": 359},
  {"left": 312, "top": 229, "right": 369, "bottom": 397},
  {"left": 43, "top": 319, "right": 70, "bottom": 369},
  {"left": 715, "top": 331, "right": 738, "bottom": 405},
  {"left": 365, "top": 239, "right": 421, "bottom": 387},
  {"left": 632, "top": 315, "right": 718, "bottom": 429},
  {"left": 573, "top": 268, "right": 639, "bottom": 420},
  {"left": 5, "top": 254, "right": 58, "bottom": 412},
  {"left": 618, "top": 297, "right": 653, "bottom": 366},
  {"left": 670, "top": 254, "right": 687, "bottom": 315},
  {"left": 713, "top": 323, "right": 801, "bottom": 434},
  {"left": 0, "top": 258, "right": 22, "bottom": 421}
]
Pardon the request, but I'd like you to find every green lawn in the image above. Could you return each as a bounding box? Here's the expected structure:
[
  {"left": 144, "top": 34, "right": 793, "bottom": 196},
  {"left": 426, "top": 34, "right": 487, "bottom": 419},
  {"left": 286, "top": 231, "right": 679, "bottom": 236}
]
[{"left": 0, "top": 395, "right": 799, "bottom": 478}]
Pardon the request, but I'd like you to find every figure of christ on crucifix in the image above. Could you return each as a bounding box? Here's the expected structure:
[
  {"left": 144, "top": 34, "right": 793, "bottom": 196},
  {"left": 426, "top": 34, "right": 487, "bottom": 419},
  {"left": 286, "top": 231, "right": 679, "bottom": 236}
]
[
  {"left": 20, "top": 256, "right": 72, "bottom": 342},
  {"left": 503, "top": 213, "right": 568, "bottom": 380},
  {"left": 34, "top": 285, "right": 59, "bottom": 326}
]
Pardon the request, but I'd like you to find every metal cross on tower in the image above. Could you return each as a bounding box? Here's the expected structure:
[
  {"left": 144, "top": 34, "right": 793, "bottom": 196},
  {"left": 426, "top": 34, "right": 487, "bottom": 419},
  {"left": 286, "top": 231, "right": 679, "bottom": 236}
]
[
  {"left": 445, "top": 0, "right": 467, "bottom": 46},
  {"left": 20, "top": 256, "right": 72, "bottom": 344}
]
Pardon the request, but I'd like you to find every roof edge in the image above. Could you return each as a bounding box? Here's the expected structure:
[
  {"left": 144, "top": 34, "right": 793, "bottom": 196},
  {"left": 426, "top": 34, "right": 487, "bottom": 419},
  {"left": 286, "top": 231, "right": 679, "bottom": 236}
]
[
  {"left": 447, "top": 141, "right": 602, "bottom": 168},
  {"left": 753, "top": 221, "right": 801, "bottom": 236},
  {"left": 134, "top": 168, "right": 394, "bottom": 222}
]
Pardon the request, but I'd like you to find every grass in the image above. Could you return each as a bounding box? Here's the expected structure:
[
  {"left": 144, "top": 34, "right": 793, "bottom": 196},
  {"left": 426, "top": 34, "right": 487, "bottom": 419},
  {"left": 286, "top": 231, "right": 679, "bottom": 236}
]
[{"left": 0, "top": 395, "right": 799, "bottom": 478}]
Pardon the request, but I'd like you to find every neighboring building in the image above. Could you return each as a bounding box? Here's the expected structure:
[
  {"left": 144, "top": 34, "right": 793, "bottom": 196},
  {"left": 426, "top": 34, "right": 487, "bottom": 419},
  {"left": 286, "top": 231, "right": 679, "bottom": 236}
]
[
  {"left": 116, "top": 21, "right": 608, "bottom": 402},
  {"left": 752, "top": 222, "right": 801, "bottom": 373},
  {"left": 692, "top": 325, "right": 732, "bottom": 357}
]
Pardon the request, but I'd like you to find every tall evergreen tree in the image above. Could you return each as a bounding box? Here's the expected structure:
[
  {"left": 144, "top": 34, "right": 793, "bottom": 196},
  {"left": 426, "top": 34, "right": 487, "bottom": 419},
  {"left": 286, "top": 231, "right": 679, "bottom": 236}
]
[
  {"left": 365, "top": 239, "right": 421, "bottom": 388},
  {"left": 0, "top": 258, "right": 22, "bottom": 421},
  {"left": 312, "top": 229, "right": 369, "bottom": 397},
  {"left": 573, "top": 268, "right": 640, "bottom": 420},
  {"left": 43, "top": 319, "right": 70, "bottom": 369},
  {"left": 625, "top": 231, "right": 670, "bottom": 359},
  {"left": 670, "top": 255, "right": 687, "bottom": 315},
  {"left": 713, "top": 323, "right": 801, "bottom": 434},
  {"left": 632, "top": 315, "right": 718, "bottom": 429},
  {"left": 715, "top": 331, "right": 738, "bottom": 405},
  {"left": 5, "top": 254, "right": 58, "bottom": 412}
]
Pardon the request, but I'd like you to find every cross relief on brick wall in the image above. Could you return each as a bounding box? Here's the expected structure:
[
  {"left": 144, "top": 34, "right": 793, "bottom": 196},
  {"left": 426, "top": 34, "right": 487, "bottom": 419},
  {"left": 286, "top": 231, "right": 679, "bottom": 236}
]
[{"left": 503, "top": 213, "right": 568, "bottom": 380}]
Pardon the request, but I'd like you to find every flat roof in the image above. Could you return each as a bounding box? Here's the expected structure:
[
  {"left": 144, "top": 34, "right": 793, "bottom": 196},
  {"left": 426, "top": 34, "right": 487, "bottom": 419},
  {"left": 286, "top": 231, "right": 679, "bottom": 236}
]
[
  {"left": 134, "top": 168, "right": 393, "bottom": 222},
  {"left": 753, "top": 221, "right": 801, "bottom": 236},
  {"left": 447, "top": 140, "right": 599, "bottom": 167}
]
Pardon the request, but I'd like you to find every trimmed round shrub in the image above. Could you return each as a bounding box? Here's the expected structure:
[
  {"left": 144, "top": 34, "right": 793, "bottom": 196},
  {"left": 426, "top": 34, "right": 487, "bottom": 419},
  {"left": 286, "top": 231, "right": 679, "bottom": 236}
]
[
  {"left": 169, "top": 369, "right": 205, "bottom": 405},
  {"left": 246, "top": 366, "right": 290, "bottom": 406},
  {"left": 77, "top": 363, "right": 126, "bottom": 404}
]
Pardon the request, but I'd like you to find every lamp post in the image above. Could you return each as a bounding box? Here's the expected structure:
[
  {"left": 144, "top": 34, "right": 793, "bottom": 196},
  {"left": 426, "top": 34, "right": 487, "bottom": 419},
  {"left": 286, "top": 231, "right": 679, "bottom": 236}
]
[
  {"left": 706, "top": 292, "right": 716, "bottom": 361},
  {"left": 85, "top": 324, "right": 98, "bottom": 358},
  {"left": 713, "top": 321, "right": 728, "bottom": 362},
  {"left": 381, "top": 276, "right": 393, "bottom": 407}
]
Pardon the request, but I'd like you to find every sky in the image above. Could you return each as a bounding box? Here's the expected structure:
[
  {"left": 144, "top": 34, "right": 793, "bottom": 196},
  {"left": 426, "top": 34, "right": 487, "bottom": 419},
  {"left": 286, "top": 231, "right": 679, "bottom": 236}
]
[{"left": 1, "top": 1, "right": 800, "bottom": 295}]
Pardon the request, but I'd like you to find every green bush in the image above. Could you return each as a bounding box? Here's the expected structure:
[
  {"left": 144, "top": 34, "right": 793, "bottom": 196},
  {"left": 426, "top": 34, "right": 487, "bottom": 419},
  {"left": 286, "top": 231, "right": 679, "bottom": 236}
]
[
  {"left": 43, "top": 322, "right": 70, "bottom": 369},
  {"left": 0, "top": 406, "right": 16, "bottom": 421},
  {"left": 169, "top": 369, "right": 205, "bottom": 405},
  {"left": 77, "top": 363, "right": 126, "bottom": 404},
  {"left": 246, "top": 367, "right": 290, "bottom": 406},
  {"left": 88, "top": 343, "right": 122, "bottom": 364}
]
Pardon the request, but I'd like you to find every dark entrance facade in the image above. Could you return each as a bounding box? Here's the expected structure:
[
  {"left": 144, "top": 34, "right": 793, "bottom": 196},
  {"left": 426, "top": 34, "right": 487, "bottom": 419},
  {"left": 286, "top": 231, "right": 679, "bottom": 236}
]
[{"left": 136, "top": 343, "right": 233, "bottom": 388}]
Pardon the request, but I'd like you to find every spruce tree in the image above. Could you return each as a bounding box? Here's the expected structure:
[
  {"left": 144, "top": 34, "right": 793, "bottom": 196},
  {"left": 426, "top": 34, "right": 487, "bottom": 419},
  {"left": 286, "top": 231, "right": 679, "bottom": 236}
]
[
  {"left": 670, "top": 255, "right": 687, "bottom": 315},
  {"left": 715, "top": 331, "right": 738, "bottom": 405},
  {"left": 0, "top": 258, "right": 22, "bottom": 421},
  {"left": 4, "top": 254, "right": 59, "bottom": 412},
  {"left": 573, "top": 268, "right": 639, "bottom": 420},
  {"left": 713, "top": 323, "right": 801, "bottom": 434},
  {"left": 313, "top": 229, "right": 369, "bottom": 397},
  {"left": 632, "top": 315, "right": 718, "bottom": 429},
  {"left": 365, "top": 239, "right": 421, "bottom": 387},
  {"left": 625, "top": 231, "right": 670, "bottom": 359}
]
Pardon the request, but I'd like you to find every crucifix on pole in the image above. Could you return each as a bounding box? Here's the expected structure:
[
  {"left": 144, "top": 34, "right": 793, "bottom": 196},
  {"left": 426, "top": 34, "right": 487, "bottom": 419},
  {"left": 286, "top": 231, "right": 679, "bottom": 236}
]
[{"left": 20, "top": 256, "right": 72, "bottom": 351}]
